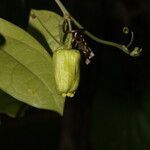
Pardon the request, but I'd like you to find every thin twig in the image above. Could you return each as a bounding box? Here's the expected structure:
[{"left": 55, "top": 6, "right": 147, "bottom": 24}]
[{"left": 54, "top": 0, "right": 141, "bottom": 56}]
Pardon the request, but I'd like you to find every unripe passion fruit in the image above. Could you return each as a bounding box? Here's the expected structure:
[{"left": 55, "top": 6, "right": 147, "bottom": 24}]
[{"left": 53, "top": 49, "right": 80, "bottom": 97}]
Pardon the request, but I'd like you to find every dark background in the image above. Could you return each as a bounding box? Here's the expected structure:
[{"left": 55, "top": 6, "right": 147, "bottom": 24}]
[{"left": 0, "top": 0, "right": 150, "bottom": 150}]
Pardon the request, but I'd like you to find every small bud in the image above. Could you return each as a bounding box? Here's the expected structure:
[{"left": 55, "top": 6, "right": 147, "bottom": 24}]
[
  {"left": 130, "top": 47, "right": 142, "bottom": 57},
  {"left": 53, "top": 49, "right": 80, "bottom": 97}
]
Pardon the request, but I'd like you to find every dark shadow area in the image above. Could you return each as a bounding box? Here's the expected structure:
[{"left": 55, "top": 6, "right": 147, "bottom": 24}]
[
  {"left": 0, "top": 0, "right": 29, "bottom": 29},
  {"left": 28, "top": 25, "right": 53, "bottom": 56},
  {"left": 0, "top": 109, "right": 62, "bottom": 150},
  {"left": 0, "top": 34, "right": 6, "bottom": 46}
]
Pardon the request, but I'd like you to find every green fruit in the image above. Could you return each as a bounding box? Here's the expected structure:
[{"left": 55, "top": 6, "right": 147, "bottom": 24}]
[{"left": 53, "top": 49, "right": 80, "bottom": 97}]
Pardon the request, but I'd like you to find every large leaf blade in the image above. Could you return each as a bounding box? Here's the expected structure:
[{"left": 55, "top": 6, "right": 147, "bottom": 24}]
[
  {"left": 0, "top": 18, "right": 47, "bottom": 55},
  {"left": 0, "top": 18, "right": 65, "bottom": 115}
]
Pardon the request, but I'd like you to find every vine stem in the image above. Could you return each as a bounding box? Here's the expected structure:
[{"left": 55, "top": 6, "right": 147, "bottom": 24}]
[
  {"left": 54, "top": 0, "right": 141, "bottom": 56},
  {"left": 55, "top": 0, "right": 69, "bottom": 15}
]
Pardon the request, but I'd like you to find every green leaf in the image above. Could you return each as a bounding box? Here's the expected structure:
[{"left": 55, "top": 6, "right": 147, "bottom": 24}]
[
  {"left": 0, "top": 89, "right": 24, "bottom": 117},
  {"left": 28, "top": 10, "right": 64, "bottom": 52},
  {"left": 0, "top": 18, "right": 65, "bottom": 115}
]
